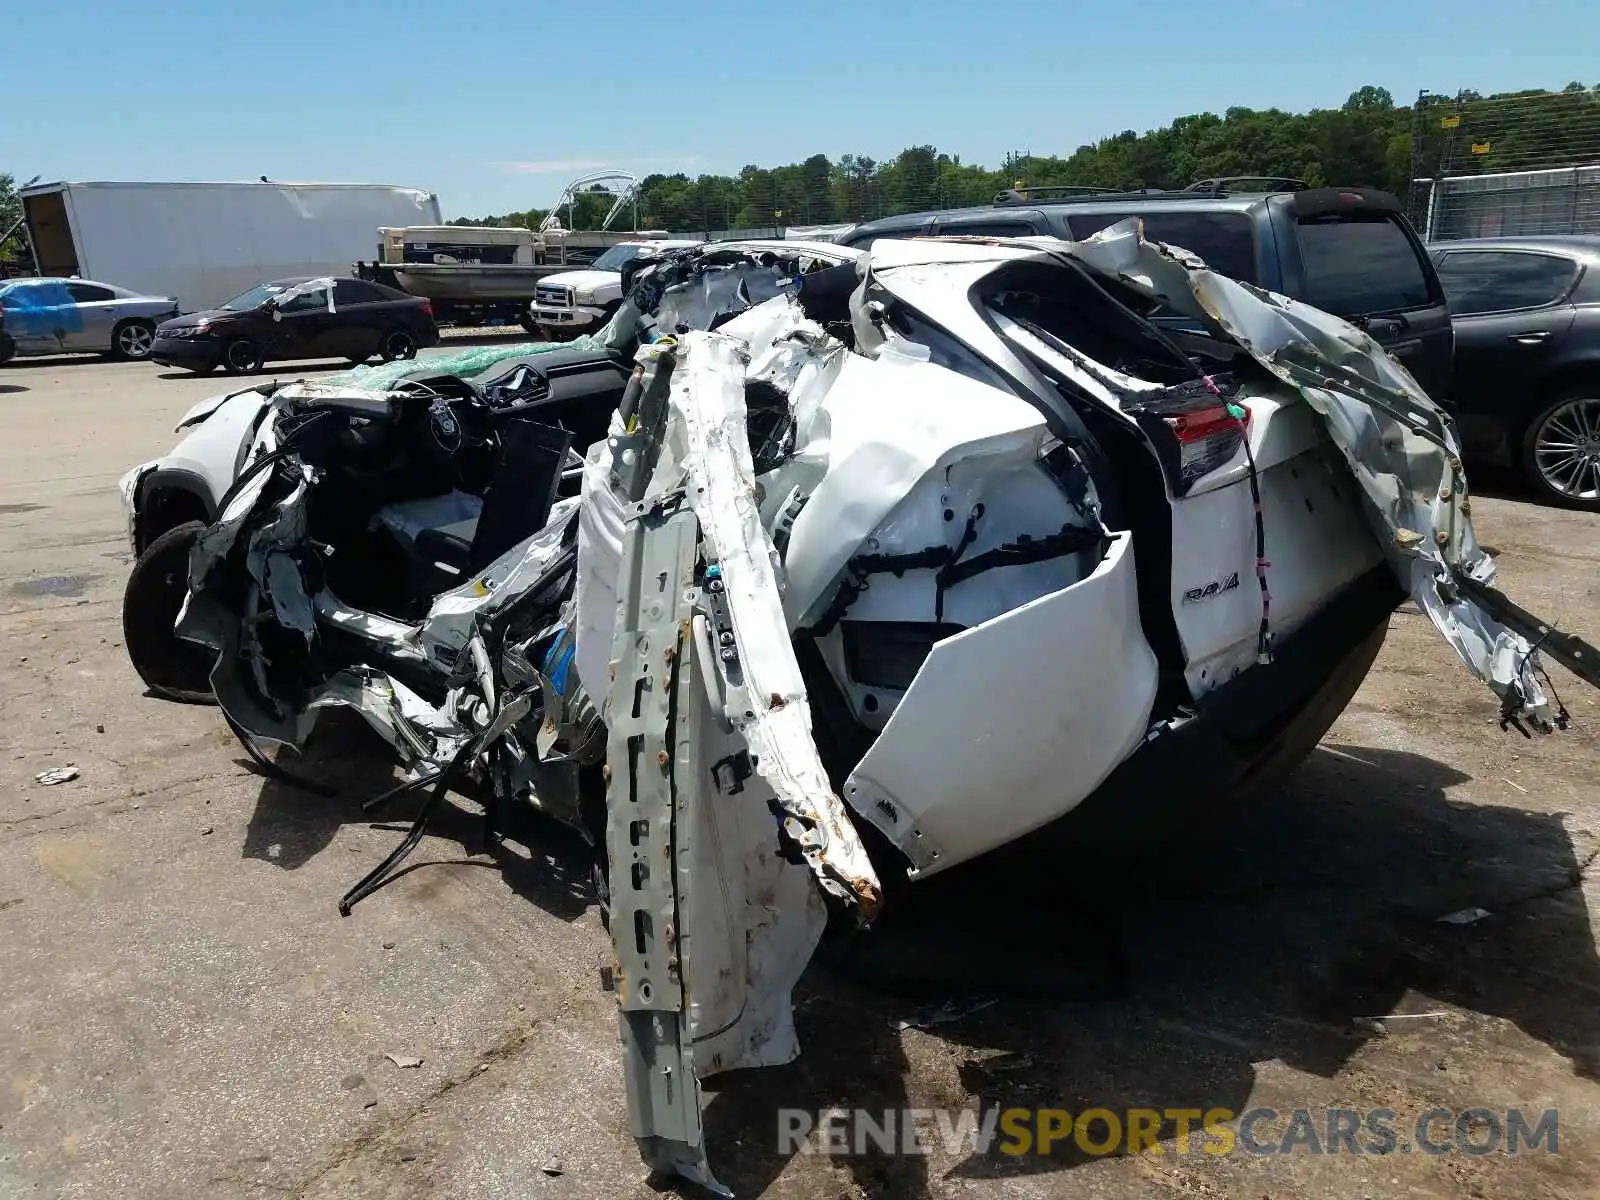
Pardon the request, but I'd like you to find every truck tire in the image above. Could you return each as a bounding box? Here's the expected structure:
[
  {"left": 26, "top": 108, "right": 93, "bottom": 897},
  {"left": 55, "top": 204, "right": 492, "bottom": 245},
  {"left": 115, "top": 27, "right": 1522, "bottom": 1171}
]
[
  {"left": 223, "top": 338, "right": 263, "bottom": 374},
  {"left": 122, "top": 520, "right": 217, "bottom": 704},
  {"left": 110, "top": 318, "right": 156, "bottom": 361},
  {"left": 519, "top": 314, "right": 540, "bottom": 336}
]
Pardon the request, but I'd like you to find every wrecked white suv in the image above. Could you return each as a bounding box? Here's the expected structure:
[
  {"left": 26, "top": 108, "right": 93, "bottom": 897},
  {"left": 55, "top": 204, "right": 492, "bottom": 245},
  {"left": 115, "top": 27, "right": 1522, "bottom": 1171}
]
[{"left": 118, "top": 229, "right": 1595, "bottom": 1195}]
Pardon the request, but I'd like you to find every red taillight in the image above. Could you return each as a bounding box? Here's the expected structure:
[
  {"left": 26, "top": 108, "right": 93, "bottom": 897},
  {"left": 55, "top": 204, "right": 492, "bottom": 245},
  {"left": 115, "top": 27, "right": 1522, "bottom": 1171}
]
[
  {"left": 1137, "top": 396, "right": 1250, "bottom": 494},
  {"left": 1171, "top": 403, "right": 1249, "bottom": 444},
  {"left": 419, "top": 300, "right": 434, "bottom": 319}
]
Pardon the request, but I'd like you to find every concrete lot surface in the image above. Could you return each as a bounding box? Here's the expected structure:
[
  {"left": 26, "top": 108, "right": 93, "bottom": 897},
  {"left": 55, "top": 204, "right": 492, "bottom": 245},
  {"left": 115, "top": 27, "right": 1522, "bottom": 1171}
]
[{"left": 0, "top": 351, "right": 1596, "bottom": 1199}]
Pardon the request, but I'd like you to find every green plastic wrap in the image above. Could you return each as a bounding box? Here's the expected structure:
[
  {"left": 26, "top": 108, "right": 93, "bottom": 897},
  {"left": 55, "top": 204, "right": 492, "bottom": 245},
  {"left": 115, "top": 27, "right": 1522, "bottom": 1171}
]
[{"left": 322, "top": 333, "right": 606, "bottom": 390}]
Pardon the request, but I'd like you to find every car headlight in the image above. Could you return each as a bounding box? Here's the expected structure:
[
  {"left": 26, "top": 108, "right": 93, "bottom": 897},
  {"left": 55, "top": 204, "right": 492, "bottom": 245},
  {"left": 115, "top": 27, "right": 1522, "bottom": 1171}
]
[{"left": 573, "top": 289, "right": 598, "bottom": 306}]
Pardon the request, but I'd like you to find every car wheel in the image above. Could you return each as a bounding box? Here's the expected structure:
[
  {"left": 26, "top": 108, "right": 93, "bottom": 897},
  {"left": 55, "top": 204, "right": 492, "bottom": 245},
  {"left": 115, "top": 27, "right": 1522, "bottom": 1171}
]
[
  {"left": 222, "top": 338, "right": 263, "bottom": 375},
  {"left": 1521, "top": 389, "right": 1600, "bottom": 511},
  {"left": 122, "top": 520, "right": 217, "bottom": 704},
  {"left": 519, "top": 314, "right": 540, "bottom": 336},
  {"left": 111, "top": 319, "right": 156, "bottom": 361},
  {"left": 379, "top": 328, "right": 418, "bottom": 362}
]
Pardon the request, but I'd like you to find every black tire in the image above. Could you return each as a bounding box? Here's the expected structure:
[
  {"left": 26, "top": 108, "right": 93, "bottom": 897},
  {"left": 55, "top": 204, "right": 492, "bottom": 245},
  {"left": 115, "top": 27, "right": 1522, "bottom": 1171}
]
[
  {"left": 222, "top": 338, "right": 263, "bottom": 375},
  {"left": 378, "top": 328, "right": 418, "bottom": 362},
  {"left": 1520, "top": 388, "right": 1600, "bottom": 512},
  {"left": 519, "top": 313, "right": 540, "bottom": 336},
  {"left": 110, "top": 319, "right": 156, "bottom": 361},
  {"left": 122, "top": 521, "right": 217, "bottom": 704}
]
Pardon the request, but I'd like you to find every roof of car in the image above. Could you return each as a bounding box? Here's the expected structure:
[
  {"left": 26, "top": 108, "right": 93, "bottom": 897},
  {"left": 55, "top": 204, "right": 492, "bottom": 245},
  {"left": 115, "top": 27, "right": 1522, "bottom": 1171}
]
[
  {"left": 848, "top": 193, "right": 1272, "bottom": 236},
  {"left": 1428, "top": 234, "right": 1600, "bottom": 260},
  {"left": 5, "top": 276, "right": 104, "bottom": 287},
  {"left": 711, "top": 238, "right": 861, "bottom": 260},
  {"left": 0, "top": 276, "right": 141, "bottom": 296},
  {"left": 847, "top": 185, "right": 1406, "bottom": 242}
]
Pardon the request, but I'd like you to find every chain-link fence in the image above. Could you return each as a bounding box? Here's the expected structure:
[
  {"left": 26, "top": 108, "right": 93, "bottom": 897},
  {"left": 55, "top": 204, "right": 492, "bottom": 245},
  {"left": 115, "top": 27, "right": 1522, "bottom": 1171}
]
[
  {"left": 1411, "top": 86, "right": 1600, "bottom": 241},
  {"left": 1416, "top": 165, "right": 1600, "bottom": 240}
]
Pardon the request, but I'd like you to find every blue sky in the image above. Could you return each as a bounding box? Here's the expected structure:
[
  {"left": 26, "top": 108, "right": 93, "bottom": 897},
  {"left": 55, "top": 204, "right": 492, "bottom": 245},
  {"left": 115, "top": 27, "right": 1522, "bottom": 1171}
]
[{"left": 9, "top": 0, "right": 1597, "bottom": 217}]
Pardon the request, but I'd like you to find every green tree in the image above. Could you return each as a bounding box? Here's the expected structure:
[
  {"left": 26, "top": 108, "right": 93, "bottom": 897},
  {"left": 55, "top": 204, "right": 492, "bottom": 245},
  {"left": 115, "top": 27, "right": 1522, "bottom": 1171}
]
[
  {"left": 460, "top": 80, "right": 1594, "bottom": 233},
  {"left": 0, "top": 173, "right": 22, "bottom": 261}
]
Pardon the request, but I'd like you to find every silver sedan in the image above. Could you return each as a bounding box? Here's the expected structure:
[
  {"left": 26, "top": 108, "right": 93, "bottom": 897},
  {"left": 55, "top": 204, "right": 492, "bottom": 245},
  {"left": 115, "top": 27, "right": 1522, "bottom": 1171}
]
[{"left": 0, "top": 277, "right": 180, "bottom": 363}]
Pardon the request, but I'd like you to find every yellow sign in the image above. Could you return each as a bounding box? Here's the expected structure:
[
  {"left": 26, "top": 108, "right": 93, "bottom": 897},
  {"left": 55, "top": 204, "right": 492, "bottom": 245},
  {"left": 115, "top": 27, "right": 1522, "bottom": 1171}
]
[
  {"left": 1439, "top": 114, "right": 1461, "bottom": 129},
  {"left": 1471, "top": 142, "right": 1493, "bottom": 155}
]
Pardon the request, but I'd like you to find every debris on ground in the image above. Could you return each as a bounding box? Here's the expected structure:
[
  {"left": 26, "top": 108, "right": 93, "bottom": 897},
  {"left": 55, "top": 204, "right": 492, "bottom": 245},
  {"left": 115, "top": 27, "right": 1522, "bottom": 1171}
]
[
  {"left": 34, "top": 765, "right": 79, "bottom": 785},
  {"left": 541, "top": 1157, "right": 564, "bottom": 1177},
  {"left": 1355, "top": 1010, "right": 1452, "bottom": 1034},
  {"left": 892, "top": 998, "right": 999, "bottom": 1031},
  {"left": 1437, "top": 906, "right": 1493, "bottom": 925},
  {"left": 384, "top": 1053, "right": 423, "bottom": 1069}
]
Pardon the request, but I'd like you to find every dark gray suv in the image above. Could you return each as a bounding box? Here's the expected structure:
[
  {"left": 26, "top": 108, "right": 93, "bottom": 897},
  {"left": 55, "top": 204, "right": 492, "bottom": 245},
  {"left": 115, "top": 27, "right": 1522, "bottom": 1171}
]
[{"left": 839, "top": 179, "right": 1455, "bottom": 402}]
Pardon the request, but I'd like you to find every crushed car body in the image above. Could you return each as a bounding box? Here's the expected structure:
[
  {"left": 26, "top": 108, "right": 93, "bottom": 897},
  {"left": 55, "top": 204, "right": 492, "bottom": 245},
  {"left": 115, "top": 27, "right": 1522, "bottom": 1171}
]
[{"left": 126, "top": 228, "right": 1598, "bottom": 1194}]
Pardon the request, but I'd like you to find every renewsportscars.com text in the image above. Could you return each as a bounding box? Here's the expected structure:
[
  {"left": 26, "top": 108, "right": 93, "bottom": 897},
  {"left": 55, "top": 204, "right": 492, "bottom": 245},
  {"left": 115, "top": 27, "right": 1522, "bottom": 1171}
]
[{"left": 779, "top": 1106, "right": 1559, "bottom": 1158}]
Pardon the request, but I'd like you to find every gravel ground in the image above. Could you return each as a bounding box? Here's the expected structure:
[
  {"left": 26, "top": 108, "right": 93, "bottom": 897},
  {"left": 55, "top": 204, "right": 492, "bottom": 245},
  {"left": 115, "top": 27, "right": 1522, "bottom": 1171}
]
[{"left": 0, "top": 353, "right": 1596, "bottom": 1199}]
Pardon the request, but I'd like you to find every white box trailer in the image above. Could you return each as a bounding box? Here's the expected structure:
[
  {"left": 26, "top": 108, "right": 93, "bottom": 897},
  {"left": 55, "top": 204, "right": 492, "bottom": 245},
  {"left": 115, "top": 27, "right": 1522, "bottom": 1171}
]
[{"left": 18, "top": 181, "right": 442, "bottom": 312}]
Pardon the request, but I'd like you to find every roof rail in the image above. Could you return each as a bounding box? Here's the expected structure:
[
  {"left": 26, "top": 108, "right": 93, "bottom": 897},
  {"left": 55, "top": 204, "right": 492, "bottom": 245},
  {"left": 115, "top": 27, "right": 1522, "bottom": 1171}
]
[
  {"left": 992, "top": 184, "right": 1119, "bottom": 205},
  {"left": 1184, "top": 176, "right": 1308, "bottom": 196}
]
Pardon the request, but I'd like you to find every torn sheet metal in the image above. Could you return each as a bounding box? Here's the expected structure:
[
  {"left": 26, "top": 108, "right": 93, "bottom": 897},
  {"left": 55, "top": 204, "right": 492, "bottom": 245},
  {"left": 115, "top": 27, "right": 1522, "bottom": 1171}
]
[
  {"left": 418, "top": 499, "right": 579, "bottom": 674},
  {"left": 666, "top": 331, "right": 882, "bottom": 920},
  {"left": 1177, "top": 250, "right": 1555, "bottom": 727},
  {"left": 864, "top": 226, "right": 1569, "bottom": 729},
  {"left": 603, "top": 504, "right": 728, "bottom": 1197},
  {"left": 843, "top": 532, "right": 1159, "bottom": 876}
]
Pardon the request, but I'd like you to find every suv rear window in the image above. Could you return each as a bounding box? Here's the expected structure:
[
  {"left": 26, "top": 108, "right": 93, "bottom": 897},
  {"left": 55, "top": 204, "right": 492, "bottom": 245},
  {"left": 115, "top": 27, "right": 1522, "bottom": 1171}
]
[
  {"left": 1065, "top": 211, "right": 1259, "bottom": 283},
  {"left": 1297, "top": 215, "right": 1432, "bottom": 316}
]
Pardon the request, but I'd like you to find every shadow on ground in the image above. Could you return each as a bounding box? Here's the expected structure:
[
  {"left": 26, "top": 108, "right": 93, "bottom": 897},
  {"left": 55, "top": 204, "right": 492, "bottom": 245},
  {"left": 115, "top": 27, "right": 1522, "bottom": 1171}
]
[
  {"left": 240, "top": 710, "right": 594, "bottom": 921},
  {"left": 0, "top": 383, "right": 28, "bottom": 394},
  {"left": 229, "top": 720, "right": 1598, "bottom": 1198},
  {"left": 0, "top": 355, "right": 105, "bottom": 369},
  {"left": 701, "top": 743, "right": 1600, "bottom": 1198}
]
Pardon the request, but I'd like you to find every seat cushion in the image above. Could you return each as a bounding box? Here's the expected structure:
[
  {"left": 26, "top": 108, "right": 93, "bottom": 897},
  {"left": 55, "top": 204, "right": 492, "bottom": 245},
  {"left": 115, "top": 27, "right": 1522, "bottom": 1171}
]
[{"left": 371, "top": 491, "right": 483, "bottom": 555}]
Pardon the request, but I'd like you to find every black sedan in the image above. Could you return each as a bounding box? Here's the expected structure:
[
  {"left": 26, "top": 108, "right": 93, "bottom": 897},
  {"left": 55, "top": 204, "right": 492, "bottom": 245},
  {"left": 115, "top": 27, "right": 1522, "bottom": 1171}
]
[
  {"left": 151, "top": 276, "right": 439, "bottom": 375},
  {"left": 1430, "top": 235, "right": 1600, "bottom": 510}
]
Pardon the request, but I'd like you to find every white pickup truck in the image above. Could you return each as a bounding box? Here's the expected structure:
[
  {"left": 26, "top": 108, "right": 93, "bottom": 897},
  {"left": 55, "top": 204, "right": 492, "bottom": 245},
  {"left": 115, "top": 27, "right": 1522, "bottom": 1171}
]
[{"left": 528, "top": 238, "right": 700, "bottom": 339}]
